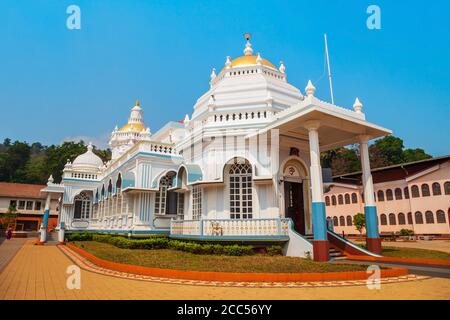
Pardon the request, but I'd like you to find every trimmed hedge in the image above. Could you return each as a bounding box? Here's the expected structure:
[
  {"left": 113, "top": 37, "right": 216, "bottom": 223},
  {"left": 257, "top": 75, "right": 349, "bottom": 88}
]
[
  {"left": 67, "top": 233, "right": 258, "bottom": 256},
  {"left": 267, "top": 245, "right": 283, "bottom": 256}
]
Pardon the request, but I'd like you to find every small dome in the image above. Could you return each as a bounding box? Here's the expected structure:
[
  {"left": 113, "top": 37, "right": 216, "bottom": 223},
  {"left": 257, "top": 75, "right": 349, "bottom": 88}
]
[
  {"left": 118, "top": 123, "right": 146, "bottom": 132},
  {"left": 231, "top": 55, "right": 277, "bottom": 69},
  {"left": 72, "top": 143, "right": 103, "bottom": 171}
]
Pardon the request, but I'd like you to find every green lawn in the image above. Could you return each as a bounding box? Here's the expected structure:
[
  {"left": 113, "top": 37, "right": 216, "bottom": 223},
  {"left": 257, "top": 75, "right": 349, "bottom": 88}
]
[
  {"left": 73, "top": 241, "right": 367, "bottom": 273},
  {"left": 382, "top": 247, "right": 450, "bottom": 260}
]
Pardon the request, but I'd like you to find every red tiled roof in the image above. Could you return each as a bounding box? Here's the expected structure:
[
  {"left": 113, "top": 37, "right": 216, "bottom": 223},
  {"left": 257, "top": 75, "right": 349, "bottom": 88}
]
[{"left": 0, "top": 182, "right": 46, "bottom": 199}]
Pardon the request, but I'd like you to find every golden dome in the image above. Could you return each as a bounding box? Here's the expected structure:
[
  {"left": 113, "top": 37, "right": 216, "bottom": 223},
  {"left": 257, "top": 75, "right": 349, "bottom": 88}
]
[
  {"left": 230, "top": 55, "right": 277, "bottom": 70},
  {"left": 118, "top": 123, "right": 145, "bottom": 132}
]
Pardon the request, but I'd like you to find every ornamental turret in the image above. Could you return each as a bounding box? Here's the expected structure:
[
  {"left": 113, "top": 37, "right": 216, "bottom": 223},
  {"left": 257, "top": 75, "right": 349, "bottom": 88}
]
[{"left": 109, "top": 100, "right": 152, "bottom": 160}]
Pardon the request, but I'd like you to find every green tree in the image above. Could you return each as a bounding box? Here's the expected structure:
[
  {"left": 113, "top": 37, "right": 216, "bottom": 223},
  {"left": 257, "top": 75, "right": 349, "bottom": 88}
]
[
  {"left": 353, "top": 213, "right": 366, "bottom": 241},
  {"left": 44, "top": 141, "right": 88, "bottom": 183},
  {"left": 372, "top": 136, "right": 405, "bottom": 166},
  {"left": 403, "top": 148, "right": 432, "bottom": 163},
  {"left": 321, "top": 147, "right": 360, "bottom": 176},
  {"left": 0, "top": 141, "right": 31, "bottom": 181},
  {"left": 1, "top": 204, "right": 18, "bottom": 230}
]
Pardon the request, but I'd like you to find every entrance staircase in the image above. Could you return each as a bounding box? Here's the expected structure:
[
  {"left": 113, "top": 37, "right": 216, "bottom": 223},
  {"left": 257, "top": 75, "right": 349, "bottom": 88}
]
[
  {"left": 46, "top": 231, "right": 59, "bottom": 245},
  {"left": 303, "top": 234, "right": 345, "bottom": 260}
]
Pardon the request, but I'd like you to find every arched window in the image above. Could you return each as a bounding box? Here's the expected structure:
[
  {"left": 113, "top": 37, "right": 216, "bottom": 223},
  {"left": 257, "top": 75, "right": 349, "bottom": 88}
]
[
  {"left": 155, "top": 172, "right": 175, "bottom": 215},
  {"left": 346, "top": 215, "right": 353, "bottom": 226},
  {"left": 377, "top": 190, "right": 385, "bottom": 202},
  {"left": 407, "top": 212, "right": 413, "bottom": 224},
  {"left": 437, "top": 210, "right": 446, "bottom": 224},
  {"left": 229, "top": 160, "right": 253, "bottom": 219},
  {"left": 380, "top": 214, "right": 387, "bottom": 225},
  {"left": 411, "top": 185, "right": 420, "bottom": 198},
  {"left": 331, "top": 195, "right": 337, "bottom": 206},
  {"left": 344, "top": 194, "right": 350, "bottom": 204},
  {"left": 425, "top": 211, "right": 434, "bottom": 224},
  {"left": 339, "top": 216, "right": 345, "bottom": 226},
  {"left": 445, "top": 182, "right": 450, "bottom": 195},
  {"left": 432, "top": 183, "right": 442, "bottom": 196},
  {"left": 415, "top": 211, "right": 423, "bottom": 224},
  {"left": 404, "top": 187, "right": 410, "bottom": 199},
  {"left": 101, "top": 185, "right": 105, "bottom": 199},
  {"left": 107, "top": 180, "right": 112, "bottom": 196},
  {"left": 338, "top": 195, "right": 344, "bottom": 205},
  {"left": 386, "top": 189, "right": 393, "bottom": 201},
  {"left": 116, "top": 174, "right": 122, "bottom": 193},
  {"left": 395, "top": 188, "right": 403, "bottom": 200},
  {"left": 333, "top": 216, "right": 339, "bottom": 227},
  {"left": 74, "top": 192, "right": 91, "bottom": 220},
  {"left": 325, "top": 196, "right": 330, "bottom": 206},
  {"left": 192, "top": 187, "right": 202, "bottom": 220},
  {"left": 389, "top": 213, "right": 396, "bottom": 225},
  {"left": 351, "top": 193, "right": 358, "bottom": 204},
  {"left": 398, "top": 213, "right": 406, "bottom": 225},
  {"left": 421, "top": 184, "right": 430, "bottom": 197}
]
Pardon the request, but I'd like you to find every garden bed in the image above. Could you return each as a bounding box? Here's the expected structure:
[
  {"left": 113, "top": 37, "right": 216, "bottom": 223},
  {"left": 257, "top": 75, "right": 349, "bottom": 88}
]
[
  {"left": 382, "top": 247, "right": 450, "bottom": 261},
  {"left": 72, "top": 241, "right": 368, "bottom": 274}
]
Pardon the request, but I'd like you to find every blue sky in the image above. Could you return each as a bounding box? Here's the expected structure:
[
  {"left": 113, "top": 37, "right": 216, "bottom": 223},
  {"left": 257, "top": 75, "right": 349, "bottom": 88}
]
[{"left": 0, "top": 0, "right": 449, "bottom": 155}]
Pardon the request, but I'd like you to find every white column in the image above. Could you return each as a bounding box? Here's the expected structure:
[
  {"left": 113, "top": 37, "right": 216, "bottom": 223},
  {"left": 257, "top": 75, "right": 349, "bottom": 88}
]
[
  {"left": 305, "top": 120, "right": 329, "bottom": 261},
  {"left": 305, "top": 121, "right": 323, "bottom": 203},
  {"left": 39, "top": 193, "right": 52, "bottom": 243},
  {"left": 360, "top": 135, "right": 375, "bottom": 206},
  {"left": 359, "top": 135, "right": 381, "bottom": 254}
]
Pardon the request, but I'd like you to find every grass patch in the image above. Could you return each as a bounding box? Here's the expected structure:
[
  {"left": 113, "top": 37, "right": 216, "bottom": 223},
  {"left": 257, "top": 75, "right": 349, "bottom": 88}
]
[
  {"left": 382, "top": 247, "right": 450, "bottom": 260},
  {"left": 73, "top": 241, "right": 367, "bottom": 273}
]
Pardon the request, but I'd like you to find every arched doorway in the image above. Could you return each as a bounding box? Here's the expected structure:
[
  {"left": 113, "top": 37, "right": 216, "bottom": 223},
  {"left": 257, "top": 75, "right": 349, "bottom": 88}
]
[{"left": 281, "top": 158, "right": 309, "bottom": 235}]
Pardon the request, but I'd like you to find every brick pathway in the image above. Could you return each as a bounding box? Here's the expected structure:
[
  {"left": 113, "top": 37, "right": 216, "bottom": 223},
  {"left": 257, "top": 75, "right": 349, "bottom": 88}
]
[
  {"left": 0, "top": 237, "right": 29, "bottom": 273},
  {"left": 1, "top": 240, "right": 450, "bottom": 300}
]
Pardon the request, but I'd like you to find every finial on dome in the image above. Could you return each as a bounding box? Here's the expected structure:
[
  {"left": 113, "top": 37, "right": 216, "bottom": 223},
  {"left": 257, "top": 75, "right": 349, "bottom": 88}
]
[
  {"left": 48, "top": 175, "right": 54, "bottom": 184},
  {"left": 243, "top": 33, "right": 253, "bottom": 56},
  {"left": 256, "top": 53, "right": 262, "bottom": 65},
  {"left": 210, "top": 67, "right": 216, "bottom": 80},
  {"left": 225, "top": 56, "right": 232, "bottom": 69},
  {"left": 135, "top": 99, "right": 140, "bottom": 107},
  {"left": 305, "top": 80, "right": 316, "bottom": 96},
  {"left": 353, "top": 98, "right": 363, "bottom": 113},
  {"left": 279, "top": 61, "right": 286, "bottom": 73},
  {"left": 87, "top": 142, "right": 93, "bottom": 152}
]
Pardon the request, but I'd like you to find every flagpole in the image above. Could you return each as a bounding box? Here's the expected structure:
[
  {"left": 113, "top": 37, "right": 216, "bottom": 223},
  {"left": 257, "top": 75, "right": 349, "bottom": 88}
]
[{"left": 324, "top": 33, "right": 335, "bottom": 104}]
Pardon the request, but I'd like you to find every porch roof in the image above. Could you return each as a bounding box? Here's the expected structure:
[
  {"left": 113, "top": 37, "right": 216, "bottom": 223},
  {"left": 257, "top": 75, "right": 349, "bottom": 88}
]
[{"left": 248, "top": 96, "right": 392, "bottom": 151}]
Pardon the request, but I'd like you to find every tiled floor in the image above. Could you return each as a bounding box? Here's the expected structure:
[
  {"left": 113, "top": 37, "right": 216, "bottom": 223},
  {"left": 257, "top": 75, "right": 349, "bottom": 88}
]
[
  {"left": 1, "top": 240, "right": 450, "bottom": 300},
  {"left": 0, "top": 237, "right": 29, "bottom": 273}
]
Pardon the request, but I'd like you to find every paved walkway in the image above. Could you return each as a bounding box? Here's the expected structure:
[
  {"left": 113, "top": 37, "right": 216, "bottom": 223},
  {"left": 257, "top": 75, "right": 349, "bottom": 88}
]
[
  {"left": 0, "top": 237, "right": 29, "bottom": 273},
  {"left": 1, "top": 240, "right": 450, "bottom": 300}
]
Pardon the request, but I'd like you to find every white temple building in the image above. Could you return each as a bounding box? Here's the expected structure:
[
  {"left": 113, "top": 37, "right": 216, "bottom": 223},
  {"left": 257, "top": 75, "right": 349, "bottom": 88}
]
[{"left": 42, "top": 38, "right": 392, "bottom": 261}]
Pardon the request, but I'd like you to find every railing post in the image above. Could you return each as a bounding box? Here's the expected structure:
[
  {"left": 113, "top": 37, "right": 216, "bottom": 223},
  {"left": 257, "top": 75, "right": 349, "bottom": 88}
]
[
  {"left": 199, "top": 219, "right": 204, "bottom": 236},
  {"left": 277, "top": 218, "right": 281, "bottom": 236}
]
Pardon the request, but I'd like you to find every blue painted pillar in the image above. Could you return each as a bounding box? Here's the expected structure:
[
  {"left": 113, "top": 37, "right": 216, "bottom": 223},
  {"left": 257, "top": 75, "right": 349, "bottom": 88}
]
[
  {"left": 360, "top": 136, "right": 382, "bottom": 254},
  {"left": 306, "top": 120, "right": 329, "bottom": 261},
  {"left": 39, "top": 193, "right": 52, "bottom": 243}
]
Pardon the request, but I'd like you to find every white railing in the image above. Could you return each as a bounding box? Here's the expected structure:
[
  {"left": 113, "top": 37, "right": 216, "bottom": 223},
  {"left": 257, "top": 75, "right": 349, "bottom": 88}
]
[{"left": 170, "top": 218, "right": 289, "bottom": 237}]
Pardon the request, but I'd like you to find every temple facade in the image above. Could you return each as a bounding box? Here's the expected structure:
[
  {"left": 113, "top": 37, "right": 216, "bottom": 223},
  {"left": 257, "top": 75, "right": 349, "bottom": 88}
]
[{"left": 40, "top": 39, "right": 393, "bottom": 261}]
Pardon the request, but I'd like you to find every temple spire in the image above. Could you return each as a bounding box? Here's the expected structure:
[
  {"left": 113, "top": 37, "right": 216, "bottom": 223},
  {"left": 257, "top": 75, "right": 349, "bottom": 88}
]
[{"left": 243, "top": 32, "right": 253, "bottom": 56}]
